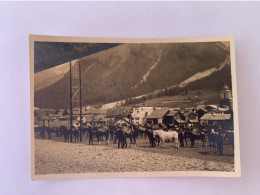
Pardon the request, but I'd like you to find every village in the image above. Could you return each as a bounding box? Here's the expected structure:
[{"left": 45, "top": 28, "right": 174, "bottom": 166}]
[{"left": 35, "top": 85, "right": 233, "bottom": 132}]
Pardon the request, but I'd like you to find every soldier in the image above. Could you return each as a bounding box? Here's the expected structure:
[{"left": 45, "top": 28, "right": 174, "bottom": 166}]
[
  {"left": 47, "top": 127, "right": 51, "bottom": 139},
  {"left": 217, "top": 129, "right": 224, "bottom": 156},
  {"left": 62, "top": 126, "right": 68, "bottom": 142},
  {"left": 41, "top": 124, "right": 46, "bottom": 139}
]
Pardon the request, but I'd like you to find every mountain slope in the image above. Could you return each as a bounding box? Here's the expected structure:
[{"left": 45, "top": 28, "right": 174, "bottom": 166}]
[{"left": 35, "top": 42, "right": 230, "bottom": 109}]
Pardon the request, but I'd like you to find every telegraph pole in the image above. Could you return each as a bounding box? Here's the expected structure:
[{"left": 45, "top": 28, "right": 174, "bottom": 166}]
[
  {"left": 70, "top": 61, "right": 73, "bottom": 142},
  {"left": 79, "top": 62, "right": 82, "bottom": 142}
]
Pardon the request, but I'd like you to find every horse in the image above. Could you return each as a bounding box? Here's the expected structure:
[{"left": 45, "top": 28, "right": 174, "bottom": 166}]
[
  {"left": 108, "top": 124, "right": 117, "bottom": 141},
  {"left": 121, "top": 125, "right": 137, "bottom": 147},
  {"left": 87, "top": 125, "right": 109, "bottom": 145},
  {"left": 183, "top": 129, "right": 207, "bottom": 147},
  {"left": 145, "top": 129, "right": 157, "bottom": 147},
  {"left": 133, "top": 124, "right": 147, "bottom": 139},
  {"left": 115, "top": 126, "right": 127, "bottom": 149},
  {"left": 96, "top": 126, "right": 110, "bottom": 145},
  {"left": 153, "top": 130, "right": 179, "bottom": 148},
  {"left": 72, "top": 127, "right": 79, "bottom": 142}
]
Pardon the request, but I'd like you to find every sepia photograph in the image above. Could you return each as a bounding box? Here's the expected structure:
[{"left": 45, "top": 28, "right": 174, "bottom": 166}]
[{"left": 30, "top": 35, "right": 240, "bottom": 180}]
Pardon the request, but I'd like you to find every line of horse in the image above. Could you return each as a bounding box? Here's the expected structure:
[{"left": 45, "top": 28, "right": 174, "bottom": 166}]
[{"left": 35, "top": 123, "right": 234, "bottom": 156}]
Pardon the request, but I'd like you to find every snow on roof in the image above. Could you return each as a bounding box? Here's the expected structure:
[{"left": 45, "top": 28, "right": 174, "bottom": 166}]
[
  {"left": 196, "top": 105, "right": 207, "bottom": 112},
  {"left": 146, "top": 109, "right": 168, "bottom": 119},
  {"left": 200, "top": 113, "right": 231, "bottom": 121}
]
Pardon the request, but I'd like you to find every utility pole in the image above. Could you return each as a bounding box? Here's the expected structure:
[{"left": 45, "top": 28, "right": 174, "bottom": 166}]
[
  {"left": 70, "top": 61, "right": 73, "bottom": 142},
  {"left": 79, "top": 62, "right": 82, "bottom": 142},
  {"left": 70, "top": 60, "right": 82, "bottom": 142}
]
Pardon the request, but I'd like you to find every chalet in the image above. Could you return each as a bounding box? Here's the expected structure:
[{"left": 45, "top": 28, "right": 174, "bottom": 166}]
[
  {"left": 145, "top": 109, "right": 169, "bottom": 125},
  {"left": 196, "top": 104, "right": 207, "bottom": 119},
  {"left": 164, "top": 110, "right": 179, "bottom": 126},
  {"left": 187, "top": 112, "right": 199, "bottom": 127},
  {"left": 105, "top": 107, "right": 127, "bottom": 119},
  {"left": 200, "top": 113, "right": 232, "bottom": 130},
  {"left": 131, "top": 106, "right": 154, "bottom": 125}
]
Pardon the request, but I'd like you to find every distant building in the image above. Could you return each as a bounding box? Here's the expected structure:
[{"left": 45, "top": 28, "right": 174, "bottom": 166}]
[
  {"left": 145, "top": 109, "right": 169, "bottom": 125},
  {"left": 187, "top": 112, "right": 199, "bottom": 127},
  {"left": 200, "top": 113, "right": 232, "bottom": 129},
  {"left": 106, "top": 107, "right": 127, "bottom": 118},
  {"left": 131, "top": 106, "right": 154, "bottom": 125},
  {"left": 164, "top": 110, "right": 179, "bottom": 127},
  {"left": 219, "top": 84, "right": 233, "bottom": 109}
]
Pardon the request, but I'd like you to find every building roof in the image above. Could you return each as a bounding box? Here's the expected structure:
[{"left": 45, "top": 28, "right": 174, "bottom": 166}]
[
  {"left": 167, "top": 110, "right": 179, "bottom": 117},
  {"left": 106, "top": 108, "right": 127, "bottom": 117},
  {"left": 188, "top": 119, "right": 199, "bottom": 123},
  {"left": 196, "top": 105, "right": 207, "bottom": 112},
  {"left": 174, "top": 119, "right": 186, "bottom": 124},
  {"left": 200, "top": 113, "right": 231, "bottom": 121},
  {"left": 146, "top": 109, "right": 169, "bottom": 119}
]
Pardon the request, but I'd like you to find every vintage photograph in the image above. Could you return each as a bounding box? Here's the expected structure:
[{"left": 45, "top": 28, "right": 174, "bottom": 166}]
[{"left": 30, "top": 36, "right": 240, "bottom": 179}]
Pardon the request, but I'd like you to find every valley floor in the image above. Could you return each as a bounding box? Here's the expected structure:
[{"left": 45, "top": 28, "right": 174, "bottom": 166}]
[{"left": 34, "top": 134, "right": 234, "bottom": 175}]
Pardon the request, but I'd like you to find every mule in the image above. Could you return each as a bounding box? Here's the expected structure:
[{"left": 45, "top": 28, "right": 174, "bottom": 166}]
[
  {"left": 121, "top": 125, "right": 137, "bottom": 147},
  {"left": 115, "top": 127, "right": 127, "bottom": 149},
  {"left": 183, "top": 129, "right": 207, "bottom": 147}
]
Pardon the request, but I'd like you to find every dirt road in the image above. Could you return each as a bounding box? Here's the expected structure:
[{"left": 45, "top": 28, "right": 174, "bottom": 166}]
[{"left": 34, "top": 138, "right": 234, "bottom": 175}]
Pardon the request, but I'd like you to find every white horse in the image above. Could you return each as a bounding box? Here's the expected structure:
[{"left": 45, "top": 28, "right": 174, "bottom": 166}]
[{"left": 153, "top": 130, "right": 179, "bottom": 148}]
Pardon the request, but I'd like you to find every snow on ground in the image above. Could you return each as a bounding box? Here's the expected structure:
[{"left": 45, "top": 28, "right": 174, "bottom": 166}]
[
  {"left": 132, "top": 50, "right": 163, "bottom": 89},
  {"left": 179, "top": 57, "right": 229, "bottom": 87}
]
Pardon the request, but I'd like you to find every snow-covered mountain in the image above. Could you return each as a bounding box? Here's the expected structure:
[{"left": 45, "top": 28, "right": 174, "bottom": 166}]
[{"left": 34, "top": 41, "right": 231, "bottom": 109}]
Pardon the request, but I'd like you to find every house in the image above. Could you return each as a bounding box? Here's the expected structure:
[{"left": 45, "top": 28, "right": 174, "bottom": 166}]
[
  {"left": 200, "top": 113, "right": 232, "bottom": 130},
  {"left": 173, "top": 111, "right": 186, "bottom": 127},
  {"left": 164, "top": 110, "right": 179, "bottom": 127},
  {"left": 145, "top": 109, "right": 169, "bottom": 125},
  {"left": 196, "top": 104, "right": 208, "bottom": 119},
  {"left": 187, "top": 112, "right": 199, "bottom": 127},
  {"left": 105, "top": 107, "right": 128, "bottom": 119},
  {"left": 131, "top": 106, "right": 154, "bottom": 125}
]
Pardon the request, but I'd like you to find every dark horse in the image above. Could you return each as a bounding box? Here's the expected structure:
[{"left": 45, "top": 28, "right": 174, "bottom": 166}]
[
  {"left": 115, "top": 124, "right": 138, "bottom": 149},
  {"left": 183, "top": 129, "right": 207, "bottom": 147},
  {"left": 140, "top": 125, "right": 160, "bottom": 147},
  {"left": 87, "top": 125, "right": 109, "bottom": 145},
  {"left": 115, "top": 126, "right": 126, "bottom": 149}
]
